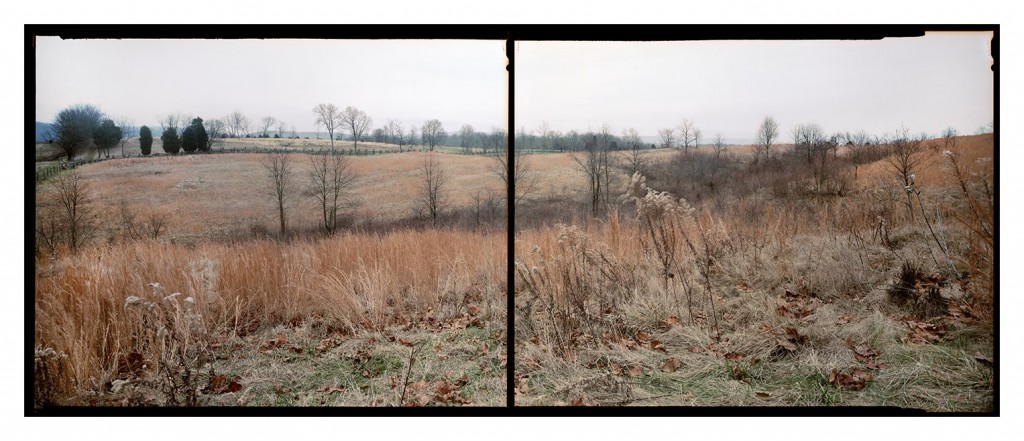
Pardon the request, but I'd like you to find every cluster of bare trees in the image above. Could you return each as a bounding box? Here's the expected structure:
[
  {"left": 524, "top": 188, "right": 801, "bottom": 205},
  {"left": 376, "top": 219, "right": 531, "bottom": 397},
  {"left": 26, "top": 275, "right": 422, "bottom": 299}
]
[
  {"left": 35, "top": 167, "right": 173, "bottom": 255},
  {"left": 36, "top": 171, "right": 97, "bottom": 253},
  {"left": 652, "top": 118, "right": 703, "bottom": 154},
  {"left": 312, "top": 103, "right": 372, "bottom": 150},
  {"left": 258, "top": 151, "right": 360, "bottom": 236}
]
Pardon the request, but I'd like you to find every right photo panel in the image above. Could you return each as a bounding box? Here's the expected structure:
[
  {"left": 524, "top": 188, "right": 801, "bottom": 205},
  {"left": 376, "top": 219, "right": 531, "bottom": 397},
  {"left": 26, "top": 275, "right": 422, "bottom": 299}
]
[{"left": 512, "top": 33, "right": 994, "bottom": 410}]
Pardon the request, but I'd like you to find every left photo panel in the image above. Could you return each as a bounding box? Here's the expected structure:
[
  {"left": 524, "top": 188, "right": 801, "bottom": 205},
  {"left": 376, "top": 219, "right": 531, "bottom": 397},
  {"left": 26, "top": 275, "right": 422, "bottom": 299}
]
[{"left": 31, "top": 36, "right": 509, "bottom": 410}]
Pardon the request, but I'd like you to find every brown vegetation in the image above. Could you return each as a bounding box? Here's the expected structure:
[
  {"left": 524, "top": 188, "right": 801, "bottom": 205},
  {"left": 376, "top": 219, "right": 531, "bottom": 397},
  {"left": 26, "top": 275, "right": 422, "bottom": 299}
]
[
  {"left": 514, "top": 134, "right": 994, "bottom": 409},
  {"left": 35, "top": 229, "right": 506, "bottom": 406},
  {"left": 33, "top": 141, "right": 507, "bottom": 407}
]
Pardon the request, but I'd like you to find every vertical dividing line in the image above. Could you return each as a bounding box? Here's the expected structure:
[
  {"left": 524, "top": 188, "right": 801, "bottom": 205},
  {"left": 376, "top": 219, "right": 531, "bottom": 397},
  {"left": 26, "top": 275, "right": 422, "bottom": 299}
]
[
  {"left": 25, "top": 26, "right": 39, "bottom": 416},
  {"left": 505, "top": 34, "right": 515, "bottom": 409},
  {"left": 990, "top": 27, "right": 1000, "bottom": 416}
]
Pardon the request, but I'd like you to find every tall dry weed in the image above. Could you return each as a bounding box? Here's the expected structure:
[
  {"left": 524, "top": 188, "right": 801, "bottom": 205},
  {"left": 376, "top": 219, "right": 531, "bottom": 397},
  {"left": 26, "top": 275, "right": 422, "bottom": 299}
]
[{"left": 34, "top": 229, "right": 505, "bottom": 404}]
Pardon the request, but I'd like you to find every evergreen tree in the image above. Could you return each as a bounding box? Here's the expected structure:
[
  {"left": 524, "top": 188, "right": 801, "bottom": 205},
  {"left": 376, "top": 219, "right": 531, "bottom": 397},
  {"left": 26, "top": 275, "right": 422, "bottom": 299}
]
[
  {"left": 182, "top": 126, "right": 198, "bottom": 153},
  {"left": 92, "top": 119, "right": 122, "bottom": 158},
  {"left": 140, "top": 126, "right": 153, "bottom": 155},
  {"left": 193, "top": 118, "right": 209, "bottom": 152},
  {"left": 161, "top": 127, "right": 180, "bottom": 155},
  {"left": 181, "top": 117, "right": 209, "bottom": 153}
]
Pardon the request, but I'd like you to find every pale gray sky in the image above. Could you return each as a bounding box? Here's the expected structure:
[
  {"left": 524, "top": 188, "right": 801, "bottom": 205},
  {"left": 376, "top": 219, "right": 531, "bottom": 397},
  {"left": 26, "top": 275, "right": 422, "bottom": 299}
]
[
  {"left": 36, "top": 38, "right": 506, "bottom": 133},
  {"left": 515, "top": 32, "right": 994, "bottom": 143}
]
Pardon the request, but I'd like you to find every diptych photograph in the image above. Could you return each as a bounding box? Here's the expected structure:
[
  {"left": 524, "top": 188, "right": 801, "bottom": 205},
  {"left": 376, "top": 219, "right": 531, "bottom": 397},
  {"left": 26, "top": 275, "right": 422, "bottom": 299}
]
[{"left": 27, "top": 26, "right": 997, "bottom": 415}]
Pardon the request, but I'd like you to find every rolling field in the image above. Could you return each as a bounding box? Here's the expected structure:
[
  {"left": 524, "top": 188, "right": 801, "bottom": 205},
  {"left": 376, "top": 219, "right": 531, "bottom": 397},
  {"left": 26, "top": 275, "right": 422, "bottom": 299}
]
[
  {"left": 33, "top": 142, "right": 508, "bottom": 408},
  {"left": 513, "top": 135, "right": 994, "bottom": 409},
  {"left": 38, "top": 150, "right": 503, "bottom": 242}
]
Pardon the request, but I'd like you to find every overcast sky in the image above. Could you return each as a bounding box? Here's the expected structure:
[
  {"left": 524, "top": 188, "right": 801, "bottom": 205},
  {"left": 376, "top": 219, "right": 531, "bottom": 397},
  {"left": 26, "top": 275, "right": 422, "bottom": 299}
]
[
  {"left": 36, "top": 38, "right": 506, "bottom": 133},
  {"left": 515, "top": 32, "right": 993, "bottom": 142}
]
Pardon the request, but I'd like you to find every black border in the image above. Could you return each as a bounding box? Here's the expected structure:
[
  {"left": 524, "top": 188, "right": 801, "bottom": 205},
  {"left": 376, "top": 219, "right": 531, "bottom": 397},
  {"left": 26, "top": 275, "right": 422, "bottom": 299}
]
[{"left": 26, "top": 24, "right": 998, "bottom": 417}]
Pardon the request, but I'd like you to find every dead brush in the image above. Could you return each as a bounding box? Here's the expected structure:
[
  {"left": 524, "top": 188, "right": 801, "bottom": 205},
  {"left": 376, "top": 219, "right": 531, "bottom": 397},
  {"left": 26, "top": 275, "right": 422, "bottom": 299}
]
[
  {"left": 620, "top": 172, "right": 723, "bottom": 336},
  {"left": 34, "top": 345, "right": 70, "bottom": 409},
  {"left": 515, "top": 224, "right": 631, "bottom": 355},
  {"left": 943, "top": 149, "right": 995, "bottom": 323},
  {"left": 123, "top": 282, "right": 216, "bottom": 406}
]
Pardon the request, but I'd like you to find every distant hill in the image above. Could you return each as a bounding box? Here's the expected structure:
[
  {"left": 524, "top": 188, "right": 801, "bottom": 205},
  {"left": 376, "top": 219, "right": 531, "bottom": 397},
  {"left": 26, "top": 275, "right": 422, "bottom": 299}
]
[{"left": 36, "top": 122, "right": 54, "bottom": 142}]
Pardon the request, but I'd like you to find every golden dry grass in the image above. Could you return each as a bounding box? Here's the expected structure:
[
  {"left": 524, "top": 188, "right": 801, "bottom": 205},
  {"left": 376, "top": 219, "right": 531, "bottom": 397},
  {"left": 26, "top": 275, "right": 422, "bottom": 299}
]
[
  {"left": 856, "top": 134, "right": 994, "bottom": 188},
  {"left": 35, "top": 228, "right": 506, "bottom": 406},
  {"left": 44, "top": 151, "right": 501, "bottom": 241},
  {"left": 33, "top": 142, "right": 507, "bottom": 407}
]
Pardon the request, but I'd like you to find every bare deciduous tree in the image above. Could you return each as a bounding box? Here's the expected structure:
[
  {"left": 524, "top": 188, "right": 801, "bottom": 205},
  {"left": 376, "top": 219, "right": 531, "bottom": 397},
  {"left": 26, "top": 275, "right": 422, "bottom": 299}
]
[
  {"left": 791, "top": 123, "right": 825, "bottom": 164},
  {"left": 493, "top": 147, "right": 538, "bottom": 217},
  {"left": 226, "top": 111, "right": 250, "bottom": 138},
  {"left": 312, "top": 104, "right": 342, "bottom": 152},
  {"left": 756, "top": 116, "right": 779, "bottom": 163},
  {"left": 658, "top": 128, "right": 675, "bottom": 149},
  {"left": 844, "top": 129, "right": 871, "bottom": 180},
  {"left": 276, "top": 121, "right": 288, "bottom": 138},
  {"left": 260, "top": 153, "right": 294, "bottom": 236},
  {"left": 383, "top": 120, "right": 401, "bottom": 146},
  {"left": 537, "top": 121, "right": 552, "bottom": 150},
  {"left": 886, "top": 127, "right": 926, "bottom": 220},
  {"left": 143, "top": 212, "right": 170, "bottom": 239},
  {"left": 115, "top": 118, "right": 137, "bottom": 158},
  {"left": 459, "top": 124, "right": 475, "bottom": 153},
  {"left": 418, "top": 153, "right": 450, "bottom": 226},
  {"left": 204, "top": 118, "right": 226, "bottom": 151},
  {"left": 421, "top": 119, "right": 446, "bottom": 152},
  {"left": 258, "top": 116, "right": 277, "bottom": 138},
  {"left": 620, "top": 127, "right": 646, "bottom": 175},
  {"left": 470, "top": 188, "right": 502, "bottom": 229},
  {"left": 114, "top": 201, "right": 169, "bottom": 241},
  {"left": 160, "top": 113, "right": 192, "bottom": 134},
  {"left": 712, "top": 132, "right": 726, "bottom": 161},
  {"left": 942, "top": 126, "right": 958, "bottom": 153},
  {"left": 308, "top": 153, "right": 358, "bottom": 234},
  {"left": 253, "top": 116, "right": 274, "bottom": 139},
  {"left": 679, "top": 118, "right": 696, "bottom": 154},
  {"left": 573, "top": 133, "right": 613, "bottom": 216},
  {"left": 485, "top": 127, "right": 506, "bottom": 156},
  {"left": 342, "top": 106, "right": 372, "bottom": 151},
  {"left": 409, "top": 126, "right": 419, "bottom": 149},
  {"left": 35, "top": 171, "right": 98, "bottom": 253}
]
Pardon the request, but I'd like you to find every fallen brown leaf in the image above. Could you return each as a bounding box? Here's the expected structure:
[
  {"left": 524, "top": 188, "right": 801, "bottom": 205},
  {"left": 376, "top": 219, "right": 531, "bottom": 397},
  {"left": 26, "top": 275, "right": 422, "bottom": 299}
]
[
  {"left": 650, "top": 339, "right": 667, "bottom": 352},
  {"left": 569, "top": 397, "right": 589, "bottom": 406},
  {"left": 318, "top": 385, "right": 345, "bottom": 394},
  {"left": 660, "top": 357, "right": 682, "bottom": 373},
  {"left": 658, "top": 316, "right": 682, "bottom": 331}
]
